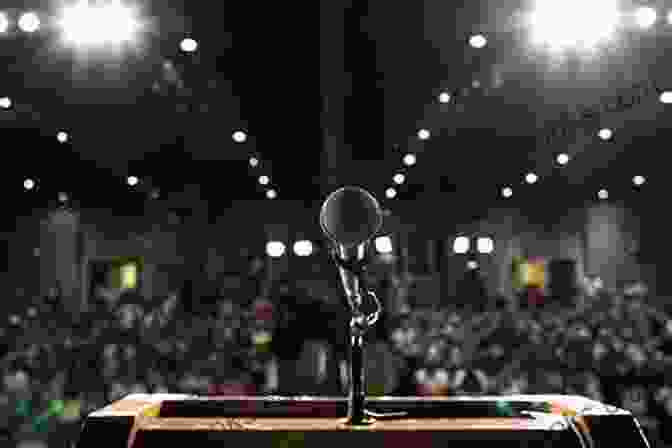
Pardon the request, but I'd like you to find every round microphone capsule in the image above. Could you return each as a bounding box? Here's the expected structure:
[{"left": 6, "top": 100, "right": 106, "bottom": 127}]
[{"left": 320, "top": 186, "right": 383, "bottom": 249}]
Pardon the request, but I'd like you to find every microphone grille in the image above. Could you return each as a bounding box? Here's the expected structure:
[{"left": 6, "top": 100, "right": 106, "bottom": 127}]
[{"left": 320, "top": 186, "right": 382, "bottom": 248}]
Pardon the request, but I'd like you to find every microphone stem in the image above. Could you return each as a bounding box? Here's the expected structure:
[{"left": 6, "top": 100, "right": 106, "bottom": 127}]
[{"left": 348, "top": 323, "right": 367, "bottom": 425}]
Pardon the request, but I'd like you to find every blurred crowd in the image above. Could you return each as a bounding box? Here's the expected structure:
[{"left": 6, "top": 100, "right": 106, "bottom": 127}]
[{"left": 2, "top": 271, "right": 672, "bottom": 447}]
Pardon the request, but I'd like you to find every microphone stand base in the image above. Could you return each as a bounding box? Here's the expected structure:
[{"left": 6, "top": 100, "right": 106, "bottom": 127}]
[{"left": 338, "top": 416, "right": 377, "bottom": 427}]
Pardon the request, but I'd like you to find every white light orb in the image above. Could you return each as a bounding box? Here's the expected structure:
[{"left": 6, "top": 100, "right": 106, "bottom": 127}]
[
  {"left": 598, "top": 128, "right": 613, "bottom": 140},
  {"left": 127, "top": 176, "right": 139, "bottom": 186},
  {"left": 385, "top": 187, "right": 397, "bottom": 199},
  {"left": 502, "top": 187, "right": 513, "bottom": 198},
  {"left": 453, "top": 236, "right": 470, "bottom": 254},
  {"left": 266, "top": 189, "right": 277, "bottom": 199},
  {"left": 249, "top": 157, "right": 259, "bottom": 167},
  {"left": 417, "top": 129, "right": 431, "bottom": 140},
  {"left": 374, "top": 236, "right": 394, "bottom": 254},
  {"left": 439, "top": 92, "right": 451, "bottom": 103},
  {"left": 469, "top": 34, "right": 487, "bottom": 48},
  {"left": 233, "top": 131, "right": 247, "bottom": 143},
  {"left": 634, "top": 6, "right": 657, "bottom": 28},
  {"left": 57, "top": 131, "right": 69, "bottom": 143},
  {"left": 0, "top": 12, "right": 9, "bottom": 33},
  {"left": 477, "top": 237, "right": 494, "bottom": 254},
  {"left": 18, "top": 12, "right": 40, "bottom": 33},
  {"left": 633, "top": 175, "right": 645, "bottom": 186},
  {"left": 293, "top": 240, "right": 314, "bottom": 257},
  {"left": 598, "top": 189, "right": 609, "bottom": 200},
  {"left": 24, "top": 179, "right": 35, "bottom": 190},
  {"left": 525, "top": 173, "right": 538, "bottom": 184},
  {"left": 557, "top": 153, "right": 570, "bottom": 165},
  {"left": 258, "top": 175, "right": 270, "bottom": 186},
  {"left": 403, "top": 153, "right": 417, "bottom": 166},
  {"left": 266, "top": 241, "right": 286, "bottom": 258},
  {"left": 180, "top": 38, "right": 198, "bottom": 52},
  {"left": 393, "top": 173, "right": 405, "bottom": 185},
  {"left": 660, "top": 91, "right": 672, "bottom": 104},
  {"left": 0, "top": 97, "right": 12, "bottom": 109}
]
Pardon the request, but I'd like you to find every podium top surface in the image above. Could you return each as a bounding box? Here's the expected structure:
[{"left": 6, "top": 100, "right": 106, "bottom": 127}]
[{"left": 77, "top": 395, "right": 650, "bottom": 448}]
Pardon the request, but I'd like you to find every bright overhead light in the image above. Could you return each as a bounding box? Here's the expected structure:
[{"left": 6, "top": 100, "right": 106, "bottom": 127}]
[
  {"left": 598, "top": 189, "right": 609, "bottom": 200},
  {"left": 525, "top": 173, "right": 538, "bottom": 184},
  {"left": 266, "top": 189, "right": 277, "bottom": 199},
  {"left": 557, "top": 153, "right": 570, "bottom": 165},
  {"left": 58, "top": 1, "right": 140, "bottom": 46},
  {"left": 528, "top": 0, "right": 620, "bottom": 52},
  {"left": 24, "top": 179, "right": 35, "bottom": 190},
  {"left": 386, "top": 187, "right": 397, "bottom": 199},
  {"left": 393, "top": 173, "right": 405, "bottom": 185},
  {"left": 18, "top": 12, "right": 40, "bottom": 33},
  {"left": 502, "top": 187, "right": 513, "bottom": 198},
  {"left": 634, "top": 6, "right": 657, "bottom": 28},
  {"left": 660, "top": 91, "right": 672, "bottom": 104},
  {"left": 403, "top": 154, "right": 416, "bottom": 166},
  {"left": 633, "top": 175, "right": 645, "bottom": 186},
  {"left": 0, "top": 97, "right": 12, "bottom": 109},
  {"left": 180, "top": 37, "right": 198, "bottom": 52},
  {"left": 469, "top": 34, "right": 487, "bottom": 48},
  {"left": 453, "top": 236, "right": 470, "bottom": 254},
  {"left": 598, "top": 128, "right": 613, "bottom": 140},
  {"left": 417, "top": 129, "right": 431, "bottom": 140},
  {"left": 233, "top": 131, "right": 247, "bottom": 143},
  {"left": 0, "top": 12, "right": 9, "bottom": 33},
  {"left": 439, "top": 92, "right": 451, "bottom": 103}
]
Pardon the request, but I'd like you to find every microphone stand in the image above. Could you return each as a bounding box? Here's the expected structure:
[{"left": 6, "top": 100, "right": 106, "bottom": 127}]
[{"left": 330, "top": 248, "right": 407, "bottom": 426}]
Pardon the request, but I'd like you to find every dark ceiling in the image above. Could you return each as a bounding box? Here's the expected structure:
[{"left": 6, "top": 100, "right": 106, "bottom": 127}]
[{"left": 2, "top": 0, "right": 671, "bottom": 215}]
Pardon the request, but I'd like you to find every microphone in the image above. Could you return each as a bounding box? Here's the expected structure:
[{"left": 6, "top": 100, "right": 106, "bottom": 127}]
[{"left": 320, "top": 186, "right": 382, "bottom": 304}]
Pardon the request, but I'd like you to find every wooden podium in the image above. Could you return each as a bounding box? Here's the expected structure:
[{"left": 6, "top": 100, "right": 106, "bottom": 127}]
[{"left": 76, "top": 394, "right": 650, "bottom": 448}]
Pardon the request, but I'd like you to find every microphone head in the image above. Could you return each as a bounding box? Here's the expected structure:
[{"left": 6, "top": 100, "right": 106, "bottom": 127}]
[{"left": 320, "top": 186, "right": 383, "bottom": 249}]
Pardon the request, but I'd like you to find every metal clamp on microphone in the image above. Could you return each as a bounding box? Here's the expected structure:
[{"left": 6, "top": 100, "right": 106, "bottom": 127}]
[{"left": 320, "top": 186, "right": 407, "bottom": 426}]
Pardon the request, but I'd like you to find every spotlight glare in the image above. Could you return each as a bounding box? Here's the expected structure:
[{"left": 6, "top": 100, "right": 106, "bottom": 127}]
[
  {"left": 477, "top": 237, "right": 494, "bottom": 254},
  {"left": 633, "top": 175, "right": 645, "bottom": 186},
  {"left": 0, "top": 12, "right": 9, "bottom": 33},
  {"left": 385, "top": 187, "right": 397, "bottom": 199},
  {"left": 502, "top": 187, "right": 513, "bottom": 198},
  {"left": 57, "top": 131, "right": 69, "bottom": 143},
  {"left": 374, "top": 236, "right": 394, "bottom": 254},
  {"left": 598, "top": 128, "right": 613, "bottom": 140},
  {"left": 266, "top": 189, "right": 277, "bottom": 199},
  {"left": 0, "top": 97, "right": 11, "bottom": 109},
  {"left": 557, "top": 153, "right": 570, "bottom": 165},
  {"left": 249, "top": 157, "right": 259, "bottom": 167},
  {"left": 439, "top": 92, "right": 451, "bottom": 103},
  {"left": 660, "top": 91, "right": 672, "bottom": 104},
  {"left": 180, "top": 37, "right": 198, "bottom": 52},
  {"left": 233, "top": 131, "right": 247, "bottom": 143},
  {"left": 24, "top": 179, "right": 35, "bottom": 191},
  {"left": 453, "top": 236, "right": 470, "bottom": 254},
  {"left": 403, "top": 153, "right": 417, "bottom": 166},
  {"left": 127, "top": 176, "right": 139, "bottom": 186},
  {"left": 634, "top": 6, "right": 657, "bottom": 28},
  {"left": 528, "top": 0, "right": 620, "bottom": 51},
  {"left": 525, "top": 173, "right": 538, "bottom": 184},
  {"left": 598, "top": 189, "right": 609, "bottom": 200},
  {"left": 266, "top": 241, "right": 285, "bottom": 258},
  {"left": 417, "top": 129, "right": 431, "bottom": 140},
  {"left": 18, "top": 12, "right": 40, "bottom": 33},
  {"left": 258, "top": 175, "right": 270, "bottom": 186},
  {"left": 58, "top": 1, "right": 139, "bottom": 46},
  {"left": 469, "top": 34, "right": 487, "bottom": 48},
  {"left": 393, "top": 173, "right": 405, "bottom": 185},
  {"left": 293, "top": 240, "right": 314, "bottom": 257}
]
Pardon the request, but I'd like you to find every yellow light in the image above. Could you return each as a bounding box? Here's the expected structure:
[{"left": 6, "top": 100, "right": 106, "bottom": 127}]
[{"left": 120, "top": 263, "right": 138, "bottom": 290}]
